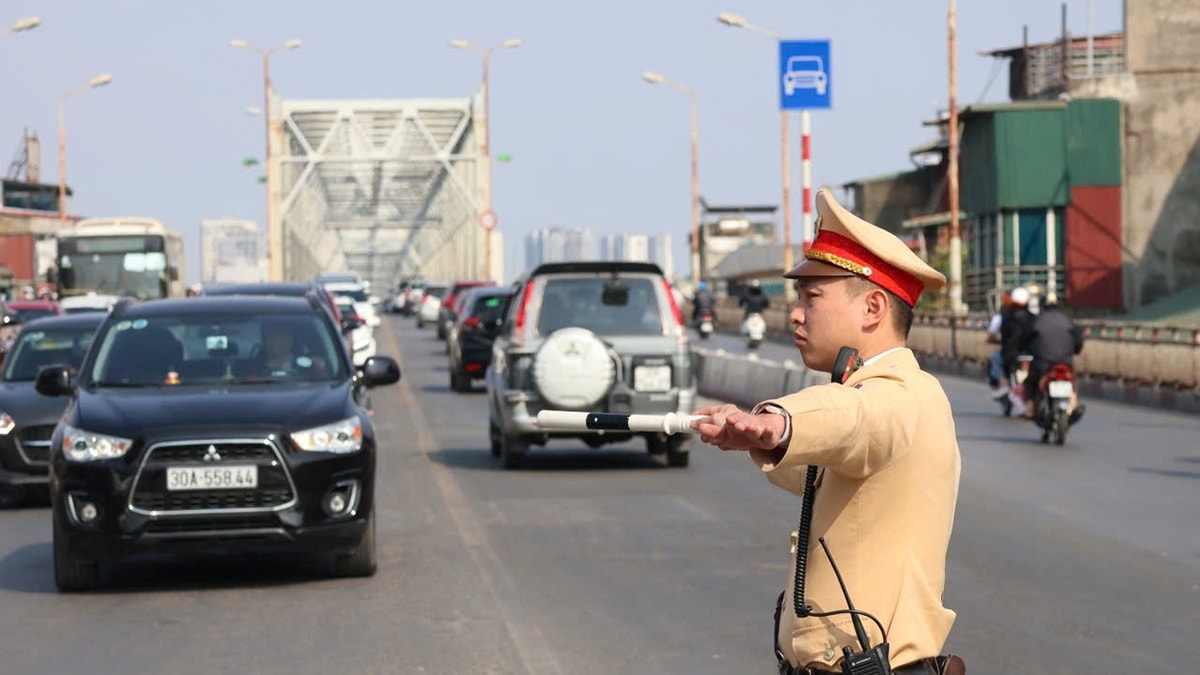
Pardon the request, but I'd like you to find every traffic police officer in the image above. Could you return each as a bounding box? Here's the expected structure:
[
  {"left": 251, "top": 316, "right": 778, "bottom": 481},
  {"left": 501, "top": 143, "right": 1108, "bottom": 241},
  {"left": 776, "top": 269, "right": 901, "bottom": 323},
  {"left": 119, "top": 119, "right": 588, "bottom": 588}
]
[{"left": 693, "top": 189, "right": 964, "bottom": 674}]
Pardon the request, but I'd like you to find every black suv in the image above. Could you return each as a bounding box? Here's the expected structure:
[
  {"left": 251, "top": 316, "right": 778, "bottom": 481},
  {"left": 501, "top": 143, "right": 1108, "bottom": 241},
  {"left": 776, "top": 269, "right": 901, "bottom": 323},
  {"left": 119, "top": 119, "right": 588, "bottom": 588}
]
[{"left": 37, "top": 294, "right": 400, "bottom": 591}]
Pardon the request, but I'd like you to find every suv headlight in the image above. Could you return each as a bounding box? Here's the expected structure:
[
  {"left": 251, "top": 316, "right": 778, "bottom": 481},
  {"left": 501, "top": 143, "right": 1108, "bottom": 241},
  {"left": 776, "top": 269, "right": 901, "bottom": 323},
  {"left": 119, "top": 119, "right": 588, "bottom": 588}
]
[
  {"left": 61, "top": 424, "right": 133, "bottom": 462},
  {"left": 290, "top": 416, "right": 363, "bottom": 454},
  {"left": 0, "top": 412, "right": 14, "bottom": 435}
]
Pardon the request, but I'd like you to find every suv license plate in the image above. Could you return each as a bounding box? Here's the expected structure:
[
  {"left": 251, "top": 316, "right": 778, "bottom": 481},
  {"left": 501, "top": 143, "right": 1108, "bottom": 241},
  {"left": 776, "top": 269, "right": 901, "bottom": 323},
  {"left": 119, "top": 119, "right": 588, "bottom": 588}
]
[
  {"left": 166, "top": 466, "right": 259, "bottom": 491},
  {"left": 1047, "top": 380, "right": 1074, "bottom": 398},
  {"left": 634, "top": 365, "right": 672, "bottom": 392}
]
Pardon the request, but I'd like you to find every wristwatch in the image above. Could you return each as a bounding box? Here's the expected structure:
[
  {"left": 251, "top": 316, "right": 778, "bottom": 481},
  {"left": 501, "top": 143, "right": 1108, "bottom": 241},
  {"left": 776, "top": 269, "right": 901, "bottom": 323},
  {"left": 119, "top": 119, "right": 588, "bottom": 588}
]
[{"left": 750, "top": 401, "right": 792, "bottom": 449}]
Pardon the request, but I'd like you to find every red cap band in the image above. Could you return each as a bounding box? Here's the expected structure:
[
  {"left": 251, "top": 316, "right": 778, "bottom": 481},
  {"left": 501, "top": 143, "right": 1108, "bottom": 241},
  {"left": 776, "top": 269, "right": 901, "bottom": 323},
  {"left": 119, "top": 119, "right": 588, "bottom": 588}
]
[{"left": 806, "top": 230, "right": 924, "bottom": 306}]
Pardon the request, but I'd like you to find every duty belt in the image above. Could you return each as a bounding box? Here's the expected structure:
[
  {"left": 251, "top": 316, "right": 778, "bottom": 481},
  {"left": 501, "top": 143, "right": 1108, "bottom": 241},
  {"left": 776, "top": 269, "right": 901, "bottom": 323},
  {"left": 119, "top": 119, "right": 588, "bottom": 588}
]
[{"left": 778, "top": 655, "right": 962, "bottom": 675}]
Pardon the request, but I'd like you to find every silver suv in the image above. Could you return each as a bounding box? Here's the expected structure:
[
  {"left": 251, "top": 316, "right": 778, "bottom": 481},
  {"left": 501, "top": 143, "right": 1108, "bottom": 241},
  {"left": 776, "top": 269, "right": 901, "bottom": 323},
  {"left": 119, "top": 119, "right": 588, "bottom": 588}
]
[{"left": 486, "top": 262, "right": 696, "bottom": 469}]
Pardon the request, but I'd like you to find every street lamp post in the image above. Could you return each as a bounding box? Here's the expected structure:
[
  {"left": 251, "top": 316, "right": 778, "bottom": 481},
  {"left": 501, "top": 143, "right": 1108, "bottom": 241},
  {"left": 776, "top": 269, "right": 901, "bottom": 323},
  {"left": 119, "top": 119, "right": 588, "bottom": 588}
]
[
  {"left": 450, "top": 38, "right": 521, "bottom": 283},
  {"left": 642, "top": 71, "right": 701, "bottom": 290},
  {"left": 231, "top": 38, "right": 302, "bottom": 282},
  {"left": 58, "top": 73, "right": 113, "bottom": 230},
  {"left": 717, "top": 12, "right": 800, "bottom": 293},
  {"left": 0, "top": 15, "right": 41, "bottom": 37}
]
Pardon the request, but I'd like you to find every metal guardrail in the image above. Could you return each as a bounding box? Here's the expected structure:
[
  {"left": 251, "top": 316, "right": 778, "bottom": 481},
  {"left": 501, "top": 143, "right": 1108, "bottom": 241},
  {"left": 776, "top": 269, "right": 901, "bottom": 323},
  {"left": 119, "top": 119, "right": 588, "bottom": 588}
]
[{"left": 699, "top": 299, "right": 1200, "bottom": 389}]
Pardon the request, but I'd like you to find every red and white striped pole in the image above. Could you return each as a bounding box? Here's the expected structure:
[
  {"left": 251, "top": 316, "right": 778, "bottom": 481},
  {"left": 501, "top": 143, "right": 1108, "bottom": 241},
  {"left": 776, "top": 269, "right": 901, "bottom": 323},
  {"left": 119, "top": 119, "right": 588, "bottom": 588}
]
[{"left": 801, "top": 109, "right": 813, "bottom": 249}]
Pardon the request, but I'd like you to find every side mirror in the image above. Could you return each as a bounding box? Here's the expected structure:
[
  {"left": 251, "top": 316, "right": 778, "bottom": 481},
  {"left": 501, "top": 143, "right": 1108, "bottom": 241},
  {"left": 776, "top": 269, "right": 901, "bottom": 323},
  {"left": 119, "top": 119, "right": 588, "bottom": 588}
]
[
  {"left": 168, "top": 265, "right": 180, "bottom": 282},
  {"left": 35, "top": 365, "right": 76, "bottom": 397},
  {"left": 359, "top": 356, "right": 401, "bottom": 387},
  {"left": 341, "top": 315, "right": 365, "bottom": 333}
]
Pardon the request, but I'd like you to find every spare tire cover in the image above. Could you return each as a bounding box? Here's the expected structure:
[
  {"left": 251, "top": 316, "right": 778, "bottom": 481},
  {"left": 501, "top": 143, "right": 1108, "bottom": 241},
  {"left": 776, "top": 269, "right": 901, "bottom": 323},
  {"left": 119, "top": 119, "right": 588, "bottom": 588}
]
[{"left": 532, "top": 327, "right": 616, "bottom": 410}]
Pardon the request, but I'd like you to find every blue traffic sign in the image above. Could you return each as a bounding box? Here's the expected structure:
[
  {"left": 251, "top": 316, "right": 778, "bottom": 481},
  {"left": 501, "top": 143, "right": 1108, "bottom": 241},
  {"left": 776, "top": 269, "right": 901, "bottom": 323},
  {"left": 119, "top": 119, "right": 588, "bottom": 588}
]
[{"left": 779, "top": 40, "right": 831, "bottom": 110}]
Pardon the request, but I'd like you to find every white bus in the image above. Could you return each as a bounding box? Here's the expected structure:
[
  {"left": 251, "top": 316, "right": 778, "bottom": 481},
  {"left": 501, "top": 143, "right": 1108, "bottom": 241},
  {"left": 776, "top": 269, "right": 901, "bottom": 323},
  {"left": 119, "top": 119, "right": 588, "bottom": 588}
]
[{"left": 55, "top": 217, "right": 186, "bottom": 300}]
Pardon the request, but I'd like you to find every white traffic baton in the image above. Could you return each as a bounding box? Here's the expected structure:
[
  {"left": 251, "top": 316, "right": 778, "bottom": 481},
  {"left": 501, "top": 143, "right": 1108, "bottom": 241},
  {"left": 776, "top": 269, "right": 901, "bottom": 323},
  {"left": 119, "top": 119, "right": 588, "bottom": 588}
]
[{"left": 534, "top": 410, "right": 707, "bottom": 436}]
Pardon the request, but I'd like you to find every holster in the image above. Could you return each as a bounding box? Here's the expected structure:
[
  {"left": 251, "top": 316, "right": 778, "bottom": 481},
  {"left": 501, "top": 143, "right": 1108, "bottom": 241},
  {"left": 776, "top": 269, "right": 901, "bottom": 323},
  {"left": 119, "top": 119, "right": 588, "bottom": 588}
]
[
  {"left": 773, "top": 590, "right": 786, "bottom": 667},
  {"left": 924, "top": 655, "right": 967, "bottom": 675}
]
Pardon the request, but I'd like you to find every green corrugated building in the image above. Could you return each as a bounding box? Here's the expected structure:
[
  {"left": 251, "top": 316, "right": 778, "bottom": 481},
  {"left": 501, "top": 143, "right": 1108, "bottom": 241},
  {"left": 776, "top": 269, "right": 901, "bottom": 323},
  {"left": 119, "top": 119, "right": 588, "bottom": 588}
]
[{"left": 960, "top": 99, "right": 1123, "bottom": 309}]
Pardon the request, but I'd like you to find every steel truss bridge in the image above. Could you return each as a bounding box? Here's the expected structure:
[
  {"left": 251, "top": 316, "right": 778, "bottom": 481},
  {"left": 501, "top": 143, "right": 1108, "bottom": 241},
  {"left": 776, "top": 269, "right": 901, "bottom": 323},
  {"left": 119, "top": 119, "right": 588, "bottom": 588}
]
[{"left": 272, "top": 94, "right": 493, "bottom": 291}]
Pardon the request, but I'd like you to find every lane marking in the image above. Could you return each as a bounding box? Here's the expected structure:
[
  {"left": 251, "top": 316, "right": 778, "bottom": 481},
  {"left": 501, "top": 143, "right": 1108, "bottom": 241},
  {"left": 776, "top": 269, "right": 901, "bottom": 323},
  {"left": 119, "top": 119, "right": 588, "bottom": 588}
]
[{"left": 380, "top": 319, "right": 563, "bottom": 675}]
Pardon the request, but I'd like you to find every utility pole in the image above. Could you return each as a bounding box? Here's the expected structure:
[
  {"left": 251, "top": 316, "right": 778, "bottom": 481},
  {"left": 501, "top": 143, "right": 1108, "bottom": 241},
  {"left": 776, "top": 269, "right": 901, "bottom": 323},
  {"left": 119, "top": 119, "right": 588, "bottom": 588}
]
[
  {"left": 480, "top": 51, "right": 494, "bottom": 281},
  {"left": 947, "top": 0, "right": 964, "bottom": 314},
  {"left": 689, "top": 88, "right": 701, "bottom": 290}
]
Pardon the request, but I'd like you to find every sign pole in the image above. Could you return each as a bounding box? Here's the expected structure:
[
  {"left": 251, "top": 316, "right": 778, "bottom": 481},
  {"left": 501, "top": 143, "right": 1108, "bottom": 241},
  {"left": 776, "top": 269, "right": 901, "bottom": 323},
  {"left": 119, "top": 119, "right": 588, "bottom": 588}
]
[
  {"left": 801, "top": 109, "right": 813, "bottom": 249},
  {"left": 780, "top": 109, "right": 793, "bottom": 301}
]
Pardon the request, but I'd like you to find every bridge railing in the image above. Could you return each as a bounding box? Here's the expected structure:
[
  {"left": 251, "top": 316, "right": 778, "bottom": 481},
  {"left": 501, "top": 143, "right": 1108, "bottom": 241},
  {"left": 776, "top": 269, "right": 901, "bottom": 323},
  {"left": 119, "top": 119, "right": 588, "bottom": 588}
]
[{"left": 700, "top": 299, "right": 1200, "bottom": 389}]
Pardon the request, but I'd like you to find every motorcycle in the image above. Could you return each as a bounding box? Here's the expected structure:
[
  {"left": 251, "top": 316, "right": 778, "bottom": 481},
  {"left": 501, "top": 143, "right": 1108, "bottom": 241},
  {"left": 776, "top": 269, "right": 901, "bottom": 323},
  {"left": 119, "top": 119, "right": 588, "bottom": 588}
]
[
  {"left": 1034, "top": 363, "right": 1079, "bottom": 445},
  {"left": 997, "top": 355, "right": 1033, "bottom": 417},
  {"left": 742, "top": 312, "right": 766, "bottom": 351},
  {"left": 696, "top": 313, "right": 714, "bottom": 340}
]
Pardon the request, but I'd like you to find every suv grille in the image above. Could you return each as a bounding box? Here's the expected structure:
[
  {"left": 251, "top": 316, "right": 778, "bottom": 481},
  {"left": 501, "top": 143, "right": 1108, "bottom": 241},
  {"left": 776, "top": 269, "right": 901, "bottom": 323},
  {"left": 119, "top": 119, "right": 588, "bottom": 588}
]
[
  {"left": 16, "top": 425, "right": 55, "bottom": 464},
  {"left": 130, "top": 440, "right": 295, "bottom": 514},
  {"left": 143, "top": 513, "right": 281, "bottom": 534}
]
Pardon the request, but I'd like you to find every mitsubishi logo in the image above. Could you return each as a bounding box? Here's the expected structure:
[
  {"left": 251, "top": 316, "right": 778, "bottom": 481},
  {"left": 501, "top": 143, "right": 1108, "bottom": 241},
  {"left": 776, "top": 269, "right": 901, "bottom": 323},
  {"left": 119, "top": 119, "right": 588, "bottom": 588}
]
[
  {"left": 563, "top": 339, "right": 582, "bottom": 357},
  {"left": 202, "top": 445, "right": 222, "bottom": 462}
]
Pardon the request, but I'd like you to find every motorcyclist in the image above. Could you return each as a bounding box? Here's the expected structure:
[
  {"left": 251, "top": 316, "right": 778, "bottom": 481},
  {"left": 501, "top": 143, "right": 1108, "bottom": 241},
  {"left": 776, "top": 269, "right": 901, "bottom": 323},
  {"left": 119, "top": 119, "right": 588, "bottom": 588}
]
[
  {"left": 692, "top": 281, "right": 715, "bottom": 325},
  {"left": 1020, "top": 291, "right": 1085, "bottom": 424},
  {"left": 1000, "top": 286, "right": 1035, "bottom": 391},
  {"left": 738, "top": 279, "right": 770, "bottom": 318},
  {"left": 985, "top": 290, "right": 1010, "bottom": 396}
]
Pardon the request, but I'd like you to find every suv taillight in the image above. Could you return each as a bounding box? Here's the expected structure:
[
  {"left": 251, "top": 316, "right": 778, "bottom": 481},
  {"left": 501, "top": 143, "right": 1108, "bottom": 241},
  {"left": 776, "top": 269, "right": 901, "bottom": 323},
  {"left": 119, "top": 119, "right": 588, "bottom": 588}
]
[
  {"left": 662, "top": 279, "right": 684, "bottom": 327},
  {"left": 514, "top": 279, "right": 535, "bottom": 331}
]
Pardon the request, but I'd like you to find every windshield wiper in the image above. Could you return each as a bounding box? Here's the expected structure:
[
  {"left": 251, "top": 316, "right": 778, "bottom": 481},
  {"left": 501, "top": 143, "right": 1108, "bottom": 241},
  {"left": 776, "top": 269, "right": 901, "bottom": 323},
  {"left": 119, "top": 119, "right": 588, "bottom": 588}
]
[{"left": 89, "top": 381, "right": 160, "bottom": 388}]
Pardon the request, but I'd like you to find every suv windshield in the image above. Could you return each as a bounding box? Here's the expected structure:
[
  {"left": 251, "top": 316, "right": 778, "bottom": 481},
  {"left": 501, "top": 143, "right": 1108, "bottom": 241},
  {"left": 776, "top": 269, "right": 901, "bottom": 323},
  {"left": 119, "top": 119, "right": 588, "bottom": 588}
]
[
  {"left": 87, "top": 312, "right": 346, "bottom": 387},
  {"left": 537, "top": 277, "right": 665, "bottom": 337},
  {"left": 2, "top": 326, "right": 97, "bottom": 381}
]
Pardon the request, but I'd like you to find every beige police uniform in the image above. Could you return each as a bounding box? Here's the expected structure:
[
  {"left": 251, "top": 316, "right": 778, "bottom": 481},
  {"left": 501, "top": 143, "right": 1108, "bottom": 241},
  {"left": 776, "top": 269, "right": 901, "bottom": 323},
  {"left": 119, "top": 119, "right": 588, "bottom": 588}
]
[{"left": 750, "top": 189, "right": 961, "bottom": 672}]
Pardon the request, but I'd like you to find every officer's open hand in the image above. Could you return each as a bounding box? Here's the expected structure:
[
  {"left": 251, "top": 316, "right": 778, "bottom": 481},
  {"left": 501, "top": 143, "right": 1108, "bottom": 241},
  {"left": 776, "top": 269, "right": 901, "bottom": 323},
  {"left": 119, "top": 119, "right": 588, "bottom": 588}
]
[{"left": 690, "top": 404, "right": 787, "bottom": 452}]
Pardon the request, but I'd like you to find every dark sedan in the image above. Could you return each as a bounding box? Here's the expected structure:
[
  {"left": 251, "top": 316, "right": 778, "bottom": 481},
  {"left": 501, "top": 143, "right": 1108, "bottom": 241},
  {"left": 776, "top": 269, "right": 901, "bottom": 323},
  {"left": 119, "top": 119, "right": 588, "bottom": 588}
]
[
  {"left": 0, "top": 314, "right": 105, "bottom": 503},
  {"left": 448, "top": 287, "right": 512, "bottom": 393},
  {"left": 37, "top": 295, "right": 400, "bottom": 591}
]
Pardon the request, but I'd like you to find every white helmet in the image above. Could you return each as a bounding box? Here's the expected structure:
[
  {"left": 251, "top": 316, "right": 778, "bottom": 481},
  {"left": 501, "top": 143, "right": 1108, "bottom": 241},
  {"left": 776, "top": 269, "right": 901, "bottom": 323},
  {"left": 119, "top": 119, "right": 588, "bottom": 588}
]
[{"left": 1010, "top": 287, "right": 1030, "bottom": 306}]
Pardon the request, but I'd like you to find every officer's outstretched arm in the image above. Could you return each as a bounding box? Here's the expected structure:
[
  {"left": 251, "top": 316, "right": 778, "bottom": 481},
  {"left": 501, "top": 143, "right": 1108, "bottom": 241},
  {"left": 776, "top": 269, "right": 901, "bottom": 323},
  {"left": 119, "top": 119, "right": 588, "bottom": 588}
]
[{"left": 753, "top": 380, "right": 914, "bottom": 494}]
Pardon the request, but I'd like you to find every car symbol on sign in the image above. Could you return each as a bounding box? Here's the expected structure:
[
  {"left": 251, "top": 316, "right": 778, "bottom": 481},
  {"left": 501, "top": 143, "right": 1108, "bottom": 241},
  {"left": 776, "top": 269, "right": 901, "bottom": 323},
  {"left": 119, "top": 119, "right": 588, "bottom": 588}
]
[{"left": 783, "top": 56, "right": 827, "bottom": 97}]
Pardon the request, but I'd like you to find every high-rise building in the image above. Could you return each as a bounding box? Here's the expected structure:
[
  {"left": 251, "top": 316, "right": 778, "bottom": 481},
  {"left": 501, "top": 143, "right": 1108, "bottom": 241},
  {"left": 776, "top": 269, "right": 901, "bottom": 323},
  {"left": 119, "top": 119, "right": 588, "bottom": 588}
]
[
  {"left": 597, "top": 233, "right": 674, "bottom": 278},
  {"left": 525, "top": 227, "right": 594, "bottom": 268},
  {"left": 201, "top": 218, "right": 268, "bottom": 285},
  {"left": 648, "top": 233, "right": 674, "bottom": 279}
]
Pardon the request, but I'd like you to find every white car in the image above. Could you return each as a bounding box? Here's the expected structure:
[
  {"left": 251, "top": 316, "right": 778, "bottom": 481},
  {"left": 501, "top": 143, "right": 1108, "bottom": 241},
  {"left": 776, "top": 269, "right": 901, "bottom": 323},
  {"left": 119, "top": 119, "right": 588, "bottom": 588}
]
[
  {"left": 416, "top": 286, "right": 447, "bottom": 328},
  {"left": 58, "top": 293, "right": 119, "bottom": 315},
  {"left": 323, "top": 281, "right": 381, "bottom": 329},
  {"left": 334, "top": 296, "right": 376, "bottom": 367}
]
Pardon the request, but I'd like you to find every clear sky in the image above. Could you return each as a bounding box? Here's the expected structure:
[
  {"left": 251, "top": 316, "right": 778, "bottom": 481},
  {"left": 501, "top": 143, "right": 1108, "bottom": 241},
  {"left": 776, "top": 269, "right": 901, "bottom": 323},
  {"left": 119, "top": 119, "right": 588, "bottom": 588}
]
[{"left": 3, "top": 0, "right": 1124, "bottom": 285}]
